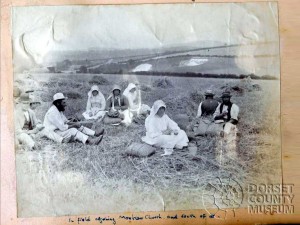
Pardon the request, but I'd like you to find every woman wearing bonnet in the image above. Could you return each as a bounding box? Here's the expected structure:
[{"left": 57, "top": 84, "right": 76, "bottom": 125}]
[
  {"left": 123, "top": 83, "right": 150, "bottom": 123},
  {"left": 142, "top": 100, "right": 189, "bottom": 156},
  {"left": 104, "top": 84, "right": 131, "bottom": 125},
  {"left": 82, "top": 85, "right": 106, "bottom": 121}
]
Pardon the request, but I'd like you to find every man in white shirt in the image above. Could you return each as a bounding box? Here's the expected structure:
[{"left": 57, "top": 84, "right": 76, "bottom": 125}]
[
  {"left": 43, "top": 93, "right": 103, "bottom": 145},
  {"left": 213, "top": 91, "right": 239, "bottom": 159},
  {"left": 213, "top": 91, "right": 239, "bottom": 125}
]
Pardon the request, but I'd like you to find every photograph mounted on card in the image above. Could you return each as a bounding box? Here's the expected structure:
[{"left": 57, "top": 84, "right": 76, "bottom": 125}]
[{"left": 12, "top": 2, "right": 281, "bottom": 217}]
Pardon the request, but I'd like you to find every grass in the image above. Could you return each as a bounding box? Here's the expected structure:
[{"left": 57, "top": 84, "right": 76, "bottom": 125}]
[{"left": 15, "top": 73, "right": 281, "bottom": 217}]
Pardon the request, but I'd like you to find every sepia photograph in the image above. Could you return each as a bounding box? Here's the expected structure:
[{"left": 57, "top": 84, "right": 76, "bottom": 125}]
[{"left": 12, "top": 2, "right": 281, "bottom": 217}]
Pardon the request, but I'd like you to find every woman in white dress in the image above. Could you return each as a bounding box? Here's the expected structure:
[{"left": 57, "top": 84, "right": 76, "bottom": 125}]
[
  {"left": 82, "top": 85, "right": 106, "bottom": 120},
  {"left": 123, "top": 83, "right": 150, "bottom": 121},
  {"left": 142, "top": 100, "right": 189, "bottom": 155}
]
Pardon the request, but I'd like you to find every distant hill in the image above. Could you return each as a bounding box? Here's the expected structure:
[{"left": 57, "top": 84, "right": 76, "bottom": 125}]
[
  {"left": 43, "top": 40, "right": 227, "bottom": 64},
  {"left": 41, "top": 41, "right": 279, "bottom": 79}
]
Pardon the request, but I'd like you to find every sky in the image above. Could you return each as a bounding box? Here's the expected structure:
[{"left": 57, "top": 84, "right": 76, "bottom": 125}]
[{"left": 12, "top": 2, "right": 279, "bottom": 70}]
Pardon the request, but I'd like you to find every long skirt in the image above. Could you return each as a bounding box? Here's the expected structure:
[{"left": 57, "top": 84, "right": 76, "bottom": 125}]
[
  {"left": 142, "top": 130, "right": 189, "bottom": 149},
  {"left": 128, "top": 104, "right": 150, "bottom": 116},
  {"left": 104, "top": 109, "right": 133, "bottom": 125},
  {"left": 82, "top": 110, "right": 106, "bottom": 120}
]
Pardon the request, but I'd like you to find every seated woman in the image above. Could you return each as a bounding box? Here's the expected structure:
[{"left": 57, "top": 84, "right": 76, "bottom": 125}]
[
  {"left": 142, "top": 100, "right": 189, "bottom": 156},
  {"left": 104, "top": 85, "right": 131, "bottom": 125},
  {"left": 82, "top": 85, "right": 106, "bottom": 121},
  {"left": 123, "top": 83, "right": 150, "bottom": 123}
]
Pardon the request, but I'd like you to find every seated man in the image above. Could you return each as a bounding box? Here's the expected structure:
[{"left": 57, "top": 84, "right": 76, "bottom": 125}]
[
  {"left": 196, "top": 90, "right": 219, "bottom": 118},
  {"left": 14, "top": 93, "right": 44, "bottom": 150},
  {"left": 213, "top": 91, "right": 239, "bottom": 125},
  {"left": 213, "top": 91, "right": 239, "bottom": 159},
  {"left": 104, "top": 85, "right": 131, "bottom": 125},
  {"left": 187, "top": 90, "right": 221, "bottom": 137},
  {"left": 29, "top": 95, "right": 42, "bottom": 112},
  {"left": 43, "top": 93, "right": 104, "bottom": 145}
]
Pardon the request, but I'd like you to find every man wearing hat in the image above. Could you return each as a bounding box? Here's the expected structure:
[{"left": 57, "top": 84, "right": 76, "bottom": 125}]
[
  {"left": 43, "top": 93, "right": 104, "bottom": 145},
  {"left": 213, "top": 91, "right": 239, "bottom": 159},
  {"left": 186, "top": 89, "right": 221, "bottom": 137},
  {"left": 196, "top": 89, "right": 219, "bottom": 118},
  {"left": 213, "top": 91, "right": 239, "bottom": 124},
  {"left": 29, "top": 95, "right": 41, "bottom": 110},
  {"left": 14, "top": 93, "right": 44, "bottom": 150}
]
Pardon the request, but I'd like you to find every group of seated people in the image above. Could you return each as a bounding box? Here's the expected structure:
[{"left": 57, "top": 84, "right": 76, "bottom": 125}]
[
  {"left": 14, "top": 82, "right": 239, "bottom": 156},
  {"left": 80, "top": 83, "right": 151, "bottom": 126}
]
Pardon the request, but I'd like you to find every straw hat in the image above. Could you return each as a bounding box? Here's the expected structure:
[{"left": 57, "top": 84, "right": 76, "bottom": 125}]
[
  {"left": 221, "top": 91, "right": 232, "bottom": 98},
  {"left": 204, "top": 89, "right": 215, "bottom": 96},
  {"left": 30, "top": 96, "right": 41, "bottom": 104},
  {"left": 53, "top": 93, "right": 67, "bottom": 102},
  {"left": 18, "top": 93, "right": 30, "bottom": 103}
]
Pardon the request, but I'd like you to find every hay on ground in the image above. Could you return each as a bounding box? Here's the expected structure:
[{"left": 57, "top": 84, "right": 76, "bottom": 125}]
[
  {"left": 152, "top": 76, "right": 174, "bottom": 88},
  {"left": 89, "top": 75, "right": 110, "bottom": 85}
]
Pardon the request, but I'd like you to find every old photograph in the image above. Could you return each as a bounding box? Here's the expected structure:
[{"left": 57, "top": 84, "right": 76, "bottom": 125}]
[{"left": 12, "top": 3, "right": 281, "bottom": 217}]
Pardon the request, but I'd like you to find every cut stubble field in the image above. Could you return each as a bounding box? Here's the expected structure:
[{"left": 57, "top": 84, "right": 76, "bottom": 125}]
[{"left": 15, "top": 73, "right": 281, "bottom": 217}]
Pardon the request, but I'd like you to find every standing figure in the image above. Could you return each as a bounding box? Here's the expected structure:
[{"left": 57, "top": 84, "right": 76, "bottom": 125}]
[
  {"left": 142, "top": 100, "right": 189, "bottom": 156},
  {"left": 123, "top": 83, "right": 150, "bottom": 122},
  {"left": 82, "top": 85, "right": 106, "bottom": 121},
  {"left": 43, "top": 93, "right": 104, "bottom": 145},
  {"left": 105, "top": 85, "right": 131, "bottom": 125}
]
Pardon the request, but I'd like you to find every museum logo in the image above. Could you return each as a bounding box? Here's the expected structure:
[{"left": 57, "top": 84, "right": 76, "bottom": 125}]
[{"left": 248, "top": 184, "right": 294, "bottom": 214}]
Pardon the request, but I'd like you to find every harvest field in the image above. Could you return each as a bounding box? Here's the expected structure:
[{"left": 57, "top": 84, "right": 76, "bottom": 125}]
[{"left": 15, "top": 73, "right": 281, "bottom": 217}]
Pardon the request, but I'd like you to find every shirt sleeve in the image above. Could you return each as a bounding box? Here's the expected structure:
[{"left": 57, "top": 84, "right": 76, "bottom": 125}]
[
  {"left": 166, "top": 115, "right": 180, "bottom": 131},
  {"left": 213, "top": 103, "right": 221, "bottom": 119},
  {"left": 47, "top": 111, "right": 69, "bottom": 131},
  {"left": 196, "top": 102, "right": 202, "bottom": 118},
  {"left": 230, "top": 104, "right": 239, "bottom": 120}
]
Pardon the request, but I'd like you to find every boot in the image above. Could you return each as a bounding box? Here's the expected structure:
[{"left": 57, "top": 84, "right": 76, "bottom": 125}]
[
  {"left": 87, "top": 135, "right": 103, "bottom": 145},
  {"left": 94, "top": 127, "right": 104, "bottom": 137}
]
